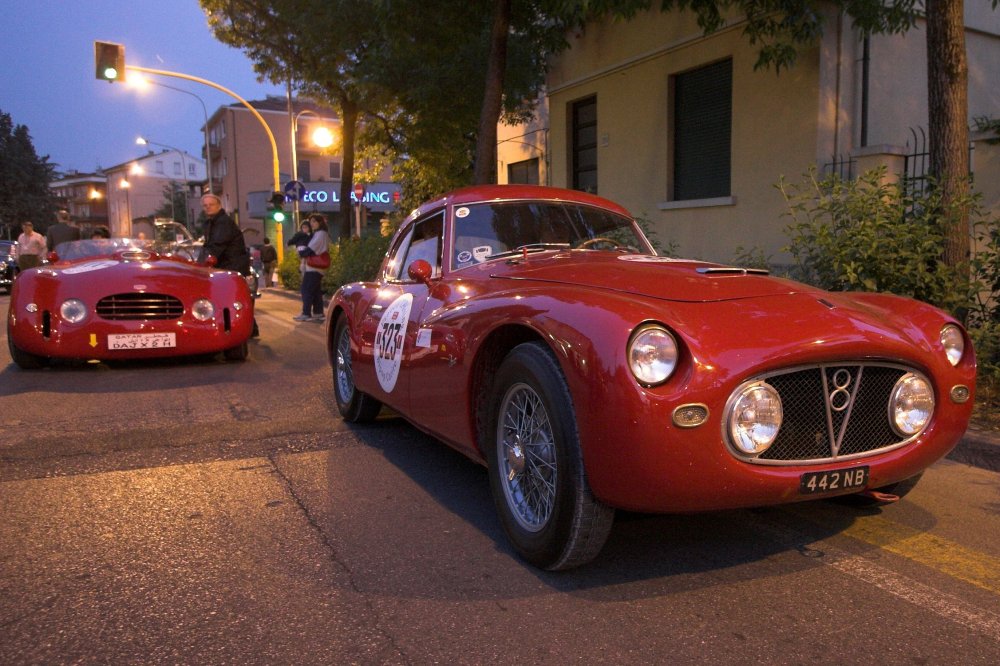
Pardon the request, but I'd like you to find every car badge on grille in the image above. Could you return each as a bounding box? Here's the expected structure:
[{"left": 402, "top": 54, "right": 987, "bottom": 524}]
[
  {"left": 828, "top": 368, "right": 853, "bottom": 412},
  {"left": 133, "top": 284, "right": 147, "bottom": 291},
  {"left": 822, "top": 366, "right": 863, "bottom": 455}
]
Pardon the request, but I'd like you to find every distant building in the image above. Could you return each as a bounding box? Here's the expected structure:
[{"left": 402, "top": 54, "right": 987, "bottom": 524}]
[
  {"left": 49, "top": 171, "right": 108, "bottom": 228},
  {"left": 496, "top": 4, "right": 1000, "bottom": 265},
  {"left": 203, "top": 96, "right": 396, "bottom": 243},
  {"left": 102, "top": 149, "right": 205, "bottom": 237}
]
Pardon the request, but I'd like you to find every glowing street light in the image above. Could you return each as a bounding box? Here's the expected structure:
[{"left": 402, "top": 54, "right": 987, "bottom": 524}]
[{"left": 127, "top": 75, "right": 214, "bottom": 193}]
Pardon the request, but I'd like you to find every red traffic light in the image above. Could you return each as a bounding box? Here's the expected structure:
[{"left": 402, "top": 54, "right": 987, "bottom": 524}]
[{"left": 94, "top": 41, "right": 125, "bottom": 82}]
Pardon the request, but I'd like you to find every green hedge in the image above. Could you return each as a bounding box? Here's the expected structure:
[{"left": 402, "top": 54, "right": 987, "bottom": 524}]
[{"left": 278, "top": 234, "right": 393, "bottom": 295}]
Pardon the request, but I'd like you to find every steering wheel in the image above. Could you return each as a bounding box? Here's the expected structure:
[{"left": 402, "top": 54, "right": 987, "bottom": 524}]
[{"left": 578, "top": 237, "right": 624, "bottom": 250}]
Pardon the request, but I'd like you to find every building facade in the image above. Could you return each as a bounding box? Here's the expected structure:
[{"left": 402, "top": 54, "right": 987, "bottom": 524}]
[
  {"left": 103, "top": 149, "right": 205, "bottom": 237},
  {"left": 49, "top": 172, "right": 108, "bottom": 227},
  {"left": 498, "top": 4, "right": 1000, "bottom": 265},
  {"left": 203, "top": 96, "right": 397, "bottom": 244}
]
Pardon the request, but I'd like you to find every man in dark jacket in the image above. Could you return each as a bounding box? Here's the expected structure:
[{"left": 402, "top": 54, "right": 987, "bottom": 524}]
[
  {"left": 198, "top": 194, "right": 257, "bottom": 336},
  {"left": 46, "top": 210, "right": 81, "bottom": 251},
  {"left": 198, "top": 194, "right": 250, "bottom": 274}
]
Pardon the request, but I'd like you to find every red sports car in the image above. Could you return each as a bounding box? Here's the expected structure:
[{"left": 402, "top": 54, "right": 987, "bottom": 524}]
[
  {"left": 327, "top": 185, "right": 976, "bottom": 570},
  {"left": 7, "top": 238, "right": 254, "bottom": 368}
]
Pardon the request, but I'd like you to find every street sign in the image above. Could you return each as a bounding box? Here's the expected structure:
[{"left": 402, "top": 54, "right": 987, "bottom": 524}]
[
  {"left": 353, "top": 183, "right": 365, "bottom": 200},
  {"left": 284, "top": 180, "right": 306, "bottom": 201}
]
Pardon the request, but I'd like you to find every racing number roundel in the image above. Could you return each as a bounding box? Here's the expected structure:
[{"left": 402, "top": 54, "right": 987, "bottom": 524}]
[{"left": 374, "top": 293, "right": 413, "bottom": 392}]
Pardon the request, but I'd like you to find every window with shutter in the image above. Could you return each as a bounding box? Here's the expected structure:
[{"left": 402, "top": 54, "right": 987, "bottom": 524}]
[
  {"left": 571, "top": 96, "right": 598, "bottom": 194},
  {"left": 672, "top": 59, "right": 732, "bottom": 201}
]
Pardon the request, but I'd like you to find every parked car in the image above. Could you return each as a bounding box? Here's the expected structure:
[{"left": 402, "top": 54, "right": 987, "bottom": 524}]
[
  {"left": 1, "top": 240, "right": 17, "bottom": 293},
  {"left": 6, "top": 238, "right": 254, "bottom": 368},
  {"left": 326, "top": 184, "right": 976, "bottom": 570}
]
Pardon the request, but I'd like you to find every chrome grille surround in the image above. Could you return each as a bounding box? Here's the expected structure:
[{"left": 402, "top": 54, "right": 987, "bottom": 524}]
[
  {"left": 725, "top": 362, "right": 932, "bottom": 466},
  {"left": 96, "top": 293, "right": 184, "bottom": 320}
]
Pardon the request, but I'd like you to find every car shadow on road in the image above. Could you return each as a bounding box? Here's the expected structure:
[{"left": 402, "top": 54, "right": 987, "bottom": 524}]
[{"left": 338, "top": 415, "right": 929, "bottom": 601}]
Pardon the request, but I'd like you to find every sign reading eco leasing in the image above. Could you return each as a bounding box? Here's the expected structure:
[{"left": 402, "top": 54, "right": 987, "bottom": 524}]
[{"left": 248, "top": 181, "right": 402, "bottom": 217}]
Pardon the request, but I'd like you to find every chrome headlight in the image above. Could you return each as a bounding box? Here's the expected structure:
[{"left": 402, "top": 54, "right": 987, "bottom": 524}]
[
  {"left": 727, "top": 382, "right": 783, "bottom": 455},
  {"left": 59, "top": 299, "right": 88, "bottom": 324},
  {"left": 939, "top": 324, "right": 964, "bottom": 367},
  {"left": 192, "top": 299, "right": 215, "bottom": 321},
  {"left": 628, "top": 324, "right": 678, "bottom": 386},
  {"left": 890, "top": 372, "right": 934, "bottom": 436}
]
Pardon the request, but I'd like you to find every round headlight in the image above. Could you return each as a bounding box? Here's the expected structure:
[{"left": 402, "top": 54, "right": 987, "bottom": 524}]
[
  {"left": 59, "top": 298, "right": 88, "bottom": 324},
  {"left": 728, "top": 382, "right": 783, "bottom": 455},
  {"left": 940, "top": 324, "right": 964, "bottom": 367},
  {"left": 192, "top": 299, "right": 215, "bottom": 321},
  {"left": 890, "top": 373, "right": 934, "bottom": 436},
  {"left": 628, "top": 325, "right": 678, "bottom": 386}
]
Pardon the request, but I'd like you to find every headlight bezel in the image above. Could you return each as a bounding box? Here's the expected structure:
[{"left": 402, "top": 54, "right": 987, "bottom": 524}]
[
  {"left": 627, "top": 323, "right": 679, "bottom": 387},
  {"left": 59, "top": 298, "right": 89, "bottom": 324},
  {"left": 192, "top": 298, "right": 215, "bottom": 322},
  {"left": 939, "top": 324, "right": 964, "bottom": 367},
  {"left": 725, "top": 380, "right": 784, "bottom": 456},
  {"left": 889, "top": 371, "right": 935, "bottom": 437}
]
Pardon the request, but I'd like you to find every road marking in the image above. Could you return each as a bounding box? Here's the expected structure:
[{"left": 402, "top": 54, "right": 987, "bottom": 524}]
[
  {"left": 838, "top": 513, "right": 1000, "bottom": 596},
  {"left": 747, "top": 510, "right": 1000, "bottom": 638}
]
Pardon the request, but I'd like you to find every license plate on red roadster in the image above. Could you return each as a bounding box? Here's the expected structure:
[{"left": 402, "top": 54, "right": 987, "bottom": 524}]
[
  {"left": 799, "top": 466, "right": 869, "bottom": 495},
  {"left": 107, "top": 333, "right": 176, "bottom": 350}
]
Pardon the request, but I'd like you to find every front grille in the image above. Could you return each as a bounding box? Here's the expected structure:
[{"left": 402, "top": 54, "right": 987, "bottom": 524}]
[
  {"left": 96, "top": 293, "right": 184, "bottom": 320},
  {"left": 743, "top": 363, "right": 916, "bottom": 464}
]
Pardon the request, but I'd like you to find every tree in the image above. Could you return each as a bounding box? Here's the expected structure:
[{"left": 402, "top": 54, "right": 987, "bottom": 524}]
[
  {"left": 0, "top": 109, "right": 57, "bottom": 239},
  {"left": 202, "top": 0, "right": 386, "bottom": 240}
]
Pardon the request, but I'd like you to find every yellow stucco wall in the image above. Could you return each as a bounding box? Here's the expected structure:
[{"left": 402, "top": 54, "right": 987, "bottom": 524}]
[{"left": 544, "top": 10, "right": 822, "bottom": 263}]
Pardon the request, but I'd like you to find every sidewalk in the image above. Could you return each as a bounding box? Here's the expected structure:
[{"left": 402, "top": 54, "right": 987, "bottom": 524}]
[{"left": 951, "top": 427, "right": 1000, "bottom": 472}]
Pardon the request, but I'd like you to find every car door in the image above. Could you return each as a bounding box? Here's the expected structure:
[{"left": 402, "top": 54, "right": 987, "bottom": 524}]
[{"left": 357, "top": 211, "right": 443, "bottom": 415}]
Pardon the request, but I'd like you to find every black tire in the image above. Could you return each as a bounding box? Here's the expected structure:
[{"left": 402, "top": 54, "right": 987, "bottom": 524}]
[
  {"left": 485, "top": 342, "right": 614, "bottom": 570},
  {"left": 333, "top": 316, "right": 382, "bottom": 422},
  {"left": 7, "top": 324, "right": 48, "bottom": 369},
  {"left": 223, "top": 340, "right": 249, "bottom": 361}
]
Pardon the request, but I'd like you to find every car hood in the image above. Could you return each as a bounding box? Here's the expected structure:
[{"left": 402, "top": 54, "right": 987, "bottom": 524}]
[
  {"left": 490, "top": 253, "right": 806, "bottom": 303},
  {"left": 40, "top": 254, "right": 224, "bottom": 289}
]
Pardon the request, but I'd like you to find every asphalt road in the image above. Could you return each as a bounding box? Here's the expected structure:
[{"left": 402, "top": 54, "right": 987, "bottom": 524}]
[{"left": 2, "top": 290, "right": 999, "bottom": 664}]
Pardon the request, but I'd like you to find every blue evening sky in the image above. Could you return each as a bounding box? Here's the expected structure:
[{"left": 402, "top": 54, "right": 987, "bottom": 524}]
[{"left": 1, "top": 0, "right": 285, "bottom": 174}]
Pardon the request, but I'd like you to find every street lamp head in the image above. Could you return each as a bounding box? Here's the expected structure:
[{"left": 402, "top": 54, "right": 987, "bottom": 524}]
[
  {"left": 136, "top": 136, "right": 148, "bottom": 146},
  {"left": 312, "top": 126, "right": 335, "bottom": 149}
]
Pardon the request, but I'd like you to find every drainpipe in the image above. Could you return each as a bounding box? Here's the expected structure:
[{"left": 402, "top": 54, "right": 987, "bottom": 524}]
[{"left": 860, "top": 35, "right": 870, "bottom": 147}]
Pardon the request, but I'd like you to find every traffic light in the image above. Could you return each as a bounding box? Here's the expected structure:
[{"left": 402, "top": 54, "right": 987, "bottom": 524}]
[
  {"left": 95, "top": 41, "right": 125, "bottom": 82},
  {"left": 268, "top": 192, "right": 286, "bottom": 223}
]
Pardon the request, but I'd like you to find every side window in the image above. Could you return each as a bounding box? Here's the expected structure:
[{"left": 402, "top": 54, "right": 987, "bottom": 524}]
[{"left": 384, "top": 211, "right": 444, "bottom": 281}]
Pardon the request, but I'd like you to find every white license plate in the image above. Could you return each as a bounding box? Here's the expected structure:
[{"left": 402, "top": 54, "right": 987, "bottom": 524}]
[
  {"left": 107, "top": 333, "right": 177, "bottom": 350},
  {"left": 799, "top": 466, "right": 869, "bottom": 495}
]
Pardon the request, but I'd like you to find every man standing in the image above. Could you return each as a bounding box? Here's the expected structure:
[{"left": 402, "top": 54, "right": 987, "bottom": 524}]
[
  {"left": 14, "top": 221, "right": 46, "bottom": 270},
  {"left": 197, "top": 194, "right": 257, "bottom": 336},
  {"left": 259, "top": 237, "right": 278, "bottom": 288},
  {"left": 46, "top": 209, "right": 81, "bottom": 251},
  {"left": 198, "top": 194, "right": 250, "bottom": 274}
]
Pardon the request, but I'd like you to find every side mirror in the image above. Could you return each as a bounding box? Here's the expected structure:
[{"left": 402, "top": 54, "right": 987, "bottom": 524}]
[
  {"left": 407, "top": 259, "right": 433, "bottom": 285},
  {"left": 47, "top": 251, "right": 60, "bottom": 263},
  {"left": 204, "top": 255, "right": 218, "bottom": 268}
]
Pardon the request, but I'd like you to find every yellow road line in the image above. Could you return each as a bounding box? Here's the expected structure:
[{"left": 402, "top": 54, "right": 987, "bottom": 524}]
[{"left": 839, "top": 514, "right": 1000, "bottom": 595}]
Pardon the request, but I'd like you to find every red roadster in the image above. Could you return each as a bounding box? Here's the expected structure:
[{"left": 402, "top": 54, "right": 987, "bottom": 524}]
[
  {"left": 7, "top": 238, "right": 254, "bottom": 368},
  {"left": 327, "top": 185, "right": 976, "bottom": 570}
]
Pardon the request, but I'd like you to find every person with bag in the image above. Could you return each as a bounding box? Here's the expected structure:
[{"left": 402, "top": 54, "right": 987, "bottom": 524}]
[
  {"left": 259, "top": 237, "right": 278, "bottom": 288},
  {"left": 294, "top": 214, "right": 331, "bottom": 322}
]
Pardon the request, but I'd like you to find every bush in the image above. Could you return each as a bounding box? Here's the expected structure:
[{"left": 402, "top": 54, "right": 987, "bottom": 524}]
[
  {"left": 277, "top": 248, "right": 302, "bottom": 291},
  {"left": 322, "top": 234, "right": 393, "bottom": 294},
  {"left": 778, "top": 166, "right": 971, "bottom": 314}
]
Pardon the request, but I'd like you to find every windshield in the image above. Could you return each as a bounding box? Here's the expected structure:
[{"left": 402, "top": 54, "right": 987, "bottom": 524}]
[
  {"left": 451, "top": 201, "right": 653, "bottom": 270},
  {"left": 0, "top": 243, "right": 13, "bottom": 259},
  {"left": 54, "top": 238, "right": 197, "bottom": 262}
]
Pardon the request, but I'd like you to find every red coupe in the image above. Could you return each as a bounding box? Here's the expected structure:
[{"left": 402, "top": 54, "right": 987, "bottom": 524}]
[
  {"left": 7, "top": 238, "right": 254, "bottom": 368},
  {"left": 327, "top": 185, "right": 976, "bottom": 570}
]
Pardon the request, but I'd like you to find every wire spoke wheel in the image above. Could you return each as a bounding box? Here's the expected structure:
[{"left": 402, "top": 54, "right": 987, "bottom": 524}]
[
  {"left": 497, "top": 382, "right": 558, "bottom": 532},
  {"left": 335, "top": 323, "right": 355, "bottom": 404}
]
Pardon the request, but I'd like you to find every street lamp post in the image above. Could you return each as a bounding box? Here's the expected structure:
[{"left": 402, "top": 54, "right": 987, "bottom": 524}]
[
  {"left": 133, "top": 78, "right": 214, "bottom": 193},
  {"left": 286, "top": 88, "right": 336, "bottom": 232},
  {"left": 136, "top": 137, "right": 190, "bottom": 230}
]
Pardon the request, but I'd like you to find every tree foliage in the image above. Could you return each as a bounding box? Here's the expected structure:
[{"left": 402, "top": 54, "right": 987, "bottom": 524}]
[{"left": 0, "top": 109, "right": 57, "bottom": 238}]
